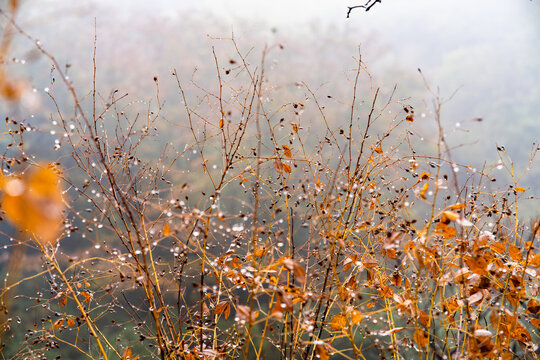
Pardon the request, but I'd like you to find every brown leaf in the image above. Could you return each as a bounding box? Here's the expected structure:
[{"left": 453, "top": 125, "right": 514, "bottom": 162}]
[
  {"left": 283, "top": 258, "right": 306, "bottom": 285},
  {"left": 215, "top": 301, "right": 231, "bottom": 319},
  {"left": 378, "top": 285, "right": 394, "bottom": 298},
  {"left": 236, "top": 305, "right": 258, "bottom": 324},
  {"left": 526, "top": 298, "right": 540, "bottom": 314},
  {"left": 413, "top": 328, "right": 429, "bottom": 349},
  {"left": 392, "top": 272, "right": 402, "bottom": 287},
  {"left": 464, "top": 256, "right": 489, "bottom": 276},
  {"left": 274, "top": 159, "right": 284, "bottom": 173}
]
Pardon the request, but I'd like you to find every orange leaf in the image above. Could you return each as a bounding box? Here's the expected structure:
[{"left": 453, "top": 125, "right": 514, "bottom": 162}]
[
  {"left": 122, "top": 347, "right": 139, "bottom": 360},
  {"left": 490, "top": 242, "right": 506, "bottom": 254},
  {"left": 282, "top": 145, "right": 292, "bottom": 158},
  {"left": 219, "top": 118, "right": 224, "bottom": 129},
  {"left": 315, "top": 345, "right": 329, "bottom": 360},
  {"left": 419, "top": 183, "right": 429, "bottom": 199},
  {"left": 282, "top": 163, "right": 292, "bottom": 174},
  {"left": 81, "top": 291, "right": 91, "bottom": 304},
  {"left": 163, "top": 223, "right": 170, "bottom": 237},
  {"left": 60, "top": 296, "right": 67, "bottom": 307},
  {"left": 1, "top": 165, "right": 64, "bottom": 244},
  {"left": 67, "top": 318, "right": 76, "bottom": 327},
  {"left": 53, "top": 318, "right": 63, "bottom": 330},
  {"left": 515, "top": 186, "right": 525, "bottom": 193},
  {"left": 351, "top": 309, "right": 363, "bottom": 325},
  {"left": 330, "top": 314, "right": 347, "bottom": 331},
  {"left": 508, "top": 244, "right": 521, "bottom": 261}
]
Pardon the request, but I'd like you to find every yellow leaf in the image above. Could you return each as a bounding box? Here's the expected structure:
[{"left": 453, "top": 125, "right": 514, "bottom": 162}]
[{"left": 419, "top": 183, "right": 429, "bottom": 199}]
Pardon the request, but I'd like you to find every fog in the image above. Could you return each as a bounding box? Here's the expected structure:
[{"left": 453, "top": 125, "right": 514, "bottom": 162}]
[{"left": 11, "top": 0, "right": 540, "bottom": 202}]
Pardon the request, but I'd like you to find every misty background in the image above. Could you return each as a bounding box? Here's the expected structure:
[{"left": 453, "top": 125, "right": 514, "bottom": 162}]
[{"left": 7, "top": 0, "right": 540, "bottom": 208}]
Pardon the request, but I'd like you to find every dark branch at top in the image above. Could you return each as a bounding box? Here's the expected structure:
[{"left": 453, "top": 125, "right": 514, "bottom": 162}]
[{"left": 347, "top": 0, "right": 382, "bottom": 18}]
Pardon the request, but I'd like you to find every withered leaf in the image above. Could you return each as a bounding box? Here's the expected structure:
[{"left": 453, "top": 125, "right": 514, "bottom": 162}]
[{"left": 283, "top": 258, "right": 306, "bottom": 285}]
